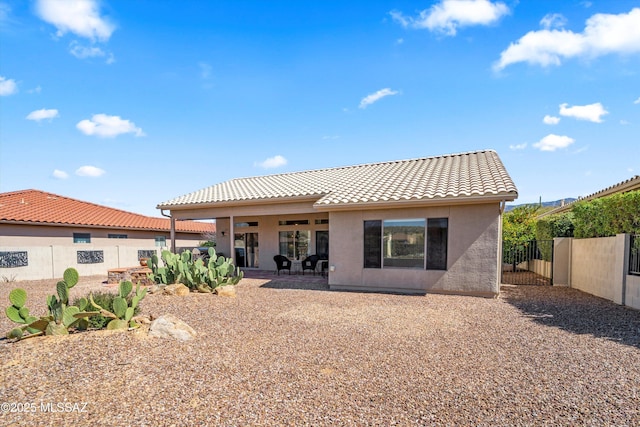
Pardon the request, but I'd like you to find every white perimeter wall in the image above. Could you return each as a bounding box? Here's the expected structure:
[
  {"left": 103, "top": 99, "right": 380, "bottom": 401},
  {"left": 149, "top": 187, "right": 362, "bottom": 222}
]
[{"left": 0, "top": 246, "right": 163, "bottom": 281}]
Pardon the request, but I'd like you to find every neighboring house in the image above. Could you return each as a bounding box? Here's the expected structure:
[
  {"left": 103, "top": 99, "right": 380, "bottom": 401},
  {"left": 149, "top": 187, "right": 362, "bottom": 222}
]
[
  {"left": 157, "top": 150, "right": 518, "bottom": 297},
  {"left": 538, "top": 175, "right": 640, "bottom": 218},
  {"left": 0, "top": 189, "right": 214, "bottom": 280}
]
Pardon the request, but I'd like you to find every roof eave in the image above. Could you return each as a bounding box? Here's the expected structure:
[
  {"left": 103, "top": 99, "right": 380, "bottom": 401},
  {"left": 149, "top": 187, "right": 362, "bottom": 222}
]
[
  {"left": 313, "top": 192, "right": 518, "bottom": 211},
  {"left": 158, "top": 194, "right": 325, "bottom": 211},
  {"left": 0, "top": 219, "right": 210, "bottom": 234}
]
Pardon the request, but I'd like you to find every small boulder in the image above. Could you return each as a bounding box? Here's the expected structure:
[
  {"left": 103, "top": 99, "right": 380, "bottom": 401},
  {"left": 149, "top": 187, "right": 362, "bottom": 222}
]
[
  {"left": 215, "top": 285, "right": 237, "bottom": 298},
  {"left": 162, "top": 283, "right": 190, "bottom": 296},
  {"left": 148, "top": 314, "right": 196, "bottom": 341}
]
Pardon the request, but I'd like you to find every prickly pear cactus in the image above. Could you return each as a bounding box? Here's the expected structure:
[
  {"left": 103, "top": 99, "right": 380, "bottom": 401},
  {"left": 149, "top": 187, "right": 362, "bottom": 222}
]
[
  {"left": 4, "top": 269, "right": 99, "bottom": 340},
  {"left": 89, "top": 281, "right": 147, "bottom": 330}
]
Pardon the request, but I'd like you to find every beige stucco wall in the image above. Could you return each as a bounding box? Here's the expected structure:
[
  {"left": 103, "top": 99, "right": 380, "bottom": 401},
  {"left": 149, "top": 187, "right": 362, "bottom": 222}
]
[
  {"left": 569, "top": 235, "right": 626, "bottom": 304},
  {"left": 626, "top": 274, "right": 640, "bottom": 310},
  {"left": 529, "top": 259, "right": 552, "bottom": 279},
  {"left": 552, "top": 237, "right": 572, "bottom": 286},
  {"left": 328, "top": 203, "right": 501, "bottom": 296}
]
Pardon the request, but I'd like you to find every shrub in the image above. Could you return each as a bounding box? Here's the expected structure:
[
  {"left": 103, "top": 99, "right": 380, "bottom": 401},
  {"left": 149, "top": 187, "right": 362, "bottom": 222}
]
[
  {"left": 572, "top": 190, "right": 640, "bottom": 238},
  {"left": 73, "top": 292, "right": 140, "bottom": 329}
]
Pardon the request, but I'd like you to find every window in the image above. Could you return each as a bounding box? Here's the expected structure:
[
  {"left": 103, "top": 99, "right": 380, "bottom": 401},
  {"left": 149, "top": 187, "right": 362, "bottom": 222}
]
[
  {"left": 427, "top": 218, "right": 448, "bottom": 270},
  {"left": 316, "top": 230, "right": 329, "bottom": 259},
  {"left": 279, "top": 230, "right": 310, "bottom": 259},
  {"left": 363, "top": 220, "right": 382, "bottom": 268},
  {"left": 279, "top": 219, "right": 309, "bottom": 226},
  {"left": 108, "top": 234, "right": 128, "bottom": 239},
  {"left": 73, "top": 233, "right": 91, "bottom": 244},
  {"left": 363, "top": 218, "right": 448, "bottom": 270},
  {"left": 383, "top": 219, "right": 425, "bottom": 268},
  {"left": 234, "top": 221, "right": 258, "bottom": 227},
  {"left": 314, "top": 219, "right": 329, "bottom": 225},
  {"left": 155, "top": 236, "right": 166, "bottom": 247}
]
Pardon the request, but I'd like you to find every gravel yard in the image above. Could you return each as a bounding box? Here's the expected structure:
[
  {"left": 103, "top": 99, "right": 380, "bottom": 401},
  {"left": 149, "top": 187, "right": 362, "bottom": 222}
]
[{"left": 1, "top": 275, "right": 639, "bottom": 426}]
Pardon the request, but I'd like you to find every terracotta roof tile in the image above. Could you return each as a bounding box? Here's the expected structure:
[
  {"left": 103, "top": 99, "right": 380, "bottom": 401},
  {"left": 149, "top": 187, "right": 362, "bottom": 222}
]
[
  {"left": 159, "top": 150, "right": 518, "bottom": 209},
  {"left": 0, "top": 189, "right": 214, "bottom": 233}
]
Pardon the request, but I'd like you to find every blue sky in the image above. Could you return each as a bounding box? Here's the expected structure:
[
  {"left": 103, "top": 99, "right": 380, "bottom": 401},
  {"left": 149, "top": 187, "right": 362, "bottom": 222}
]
[{"left": 1, "top": 0, "right": 639, "bottom": 217}]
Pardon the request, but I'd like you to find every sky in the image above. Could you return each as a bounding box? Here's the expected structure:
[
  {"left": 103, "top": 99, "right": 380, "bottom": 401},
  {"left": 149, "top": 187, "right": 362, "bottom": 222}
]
[{"left": 1, "top": 0, "right": 639, "bottom": 217}]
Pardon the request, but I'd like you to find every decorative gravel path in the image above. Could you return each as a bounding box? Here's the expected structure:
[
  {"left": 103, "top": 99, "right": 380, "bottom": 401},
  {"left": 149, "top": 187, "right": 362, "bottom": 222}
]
[{"left": 0, "top": 275, "right": 639, "bottom": 426}]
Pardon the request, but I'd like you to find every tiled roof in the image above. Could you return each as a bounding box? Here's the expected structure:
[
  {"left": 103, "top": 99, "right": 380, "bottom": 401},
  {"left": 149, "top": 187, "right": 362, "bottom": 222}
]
[
  {"left": 538, "top": 175, "right": 640, "bottom": 218},
  {"left": 0, "top": 189, "right": 214, "bottom": 233},
  {"left": 159, "top": 150, "right": 518, "bottom": 209}
]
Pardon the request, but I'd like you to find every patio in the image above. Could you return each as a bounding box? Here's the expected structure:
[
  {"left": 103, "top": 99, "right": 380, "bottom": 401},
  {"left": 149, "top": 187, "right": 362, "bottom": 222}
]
[{"left": 242, "top": 268, "right": 330, "bottom": 291}]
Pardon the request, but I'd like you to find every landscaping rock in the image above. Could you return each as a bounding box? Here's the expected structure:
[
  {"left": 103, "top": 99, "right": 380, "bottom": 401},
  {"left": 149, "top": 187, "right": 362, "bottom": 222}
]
[
  {"left": 215, "top": 285, "right": 237, "bottom": 297},
  {"left": 148, "top": 314, "right": 196, "bottom": 341},
  {"left": 162, "top": 283, "right": 190, "bottom": 296}
]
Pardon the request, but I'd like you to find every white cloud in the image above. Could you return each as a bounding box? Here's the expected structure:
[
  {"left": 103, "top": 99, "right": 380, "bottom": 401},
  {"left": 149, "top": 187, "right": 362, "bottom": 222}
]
[
  {"left": 620, "top": 119, "right": 630, "bottom": 125},
  {"left": 35, "top": 0, "right": 115, "bottom": 41},
  {"left": 52, "top": 169, "right": 69, "bottom": 179},
  {"left": 533, "top": 134, "right": 575, "bottom": 151},
  {"left": 509, "top": 143, "right": 527, "bottom": 150},
  {"left": 0, "top": 76, "right": 18, "bottom": 96},
  {"left": 27, "top": 86, "right": 42, "bottom": 94},
  {"left": 26, "top": 108, "right": 59, "bottom": 122},
  {"left": 396, "top": 38, "right": 404, "bottom": 45},
  {"left": 359, "top": 88, "right": 399, "bottom": 109},
  {"left": 390, "top": 0, "right": 509, "bottom": 36},
  {"left": 559, "top": 102, "right": 608, "bottom": 123},
  {"left": 543, "top": 115, "right": 560, "bottom": 125},
  {"left": 76, "top": 114, "right": 145, "bottom": 138},
  {"left": 540, "top": 13, "right": 567, "bottom": 30},
  {"left": 634, "top": 97, "right": 640, "bottom": 104},
  {"left": 256, "top": 155, "right": 287, "bottom": 169},
  {"left": 69, "top": 41, "right": 105, "bottom": 58},
  {"left": 75, "top": 165, "right": 105, "bottom": 177},
  {"left": 494, "top": 8, "right": 640, "bottom": 70}
]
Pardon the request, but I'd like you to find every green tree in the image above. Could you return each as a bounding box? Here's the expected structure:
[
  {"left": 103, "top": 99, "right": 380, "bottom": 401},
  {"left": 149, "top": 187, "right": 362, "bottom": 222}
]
[{"left": 503, "top": 205, "right": 540, "bottom": 249}]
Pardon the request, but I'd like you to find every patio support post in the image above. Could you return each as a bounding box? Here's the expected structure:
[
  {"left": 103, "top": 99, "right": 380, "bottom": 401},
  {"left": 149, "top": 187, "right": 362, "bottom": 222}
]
[
  {"left": 170, "top": 216, "right": 176, "bottom": 253},
  {"left": 229, "top": 215, "right": 235, "bottom": 265}
]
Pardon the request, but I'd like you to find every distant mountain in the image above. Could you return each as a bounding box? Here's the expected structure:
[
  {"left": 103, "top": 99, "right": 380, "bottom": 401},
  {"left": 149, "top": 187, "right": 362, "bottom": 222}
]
[{"left": 505, "top": 198, "right": 577, "bottom": 212}]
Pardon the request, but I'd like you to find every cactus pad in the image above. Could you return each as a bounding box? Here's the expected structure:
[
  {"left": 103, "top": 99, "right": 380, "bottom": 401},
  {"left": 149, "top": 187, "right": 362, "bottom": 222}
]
[
  {"left": 119, "top": 281, "right": 133, "bottom": 298},
  {"left": 106, "top": 319, "right": 128, "bottom": 330},
  {"left": 56, "top": 281, "right": 69, "bottom": 304},
  {"left": 7, "top": 327, "right": 23, "bottom": 339},
  {"left": 8, "top": 288, "right": 27, "bottom": 308},
  {"left": 6, "top": 306, "right": 25, "bottom": 323},
  {"left": 112, "top": 297, "right": 127, "bottom": 318},
  {"left": 63, "top": 268, "right": 79, "bottom": 288},
  {"left": 62, "top": 306, "right": 80, "bottom": 327}
]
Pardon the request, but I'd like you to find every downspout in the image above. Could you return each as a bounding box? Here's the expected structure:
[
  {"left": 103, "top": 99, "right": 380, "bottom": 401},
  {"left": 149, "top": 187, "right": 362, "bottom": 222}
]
[
  {"left": 161, "top": 209, "right": 176, "bottom": 253},
  {"left": 497, "top": 200, "right": 507, "bottom": 293}
]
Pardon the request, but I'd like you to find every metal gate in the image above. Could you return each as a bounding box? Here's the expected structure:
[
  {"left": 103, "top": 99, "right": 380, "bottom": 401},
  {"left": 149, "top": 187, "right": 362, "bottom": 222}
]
[{"left": 501, "top": 240, "right": 553, "bottom": 285}]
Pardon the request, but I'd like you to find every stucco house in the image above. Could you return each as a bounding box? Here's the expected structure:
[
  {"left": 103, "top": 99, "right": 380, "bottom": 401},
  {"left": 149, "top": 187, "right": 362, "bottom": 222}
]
[
  {"left": 0, "top": 189, "right": 214, "bottom": 280},
  {"left": 157, "top": 150, "right": 518, "bottom": 296}
]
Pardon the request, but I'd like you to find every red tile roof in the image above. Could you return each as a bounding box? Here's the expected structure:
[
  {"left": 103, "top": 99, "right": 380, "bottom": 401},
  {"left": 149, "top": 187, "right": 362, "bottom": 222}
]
[{"left": 0, "top": 189, "right": 214, "bottom": 234}]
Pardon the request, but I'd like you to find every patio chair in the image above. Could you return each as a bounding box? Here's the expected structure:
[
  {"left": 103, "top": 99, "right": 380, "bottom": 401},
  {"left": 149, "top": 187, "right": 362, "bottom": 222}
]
[
  {"left": 273, "top": 255, "right": 292, "bottom": 275},
  {"left": 301, "top": 255, "right": 319, "bottom": 275}
]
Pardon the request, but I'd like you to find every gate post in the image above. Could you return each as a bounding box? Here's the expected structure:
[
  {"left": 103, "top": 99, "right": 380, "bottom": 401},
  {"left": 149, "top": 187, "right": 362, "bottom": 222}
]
[{"left": 552, "top": 237, "right": 572, "bottom": 287}]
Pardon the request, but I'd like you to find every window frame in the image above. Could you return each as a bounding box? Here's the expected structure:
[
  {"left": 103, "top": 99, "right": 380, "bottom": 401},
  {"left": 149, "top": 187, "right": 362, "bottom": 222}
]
[
  {"left": 73, "top": 233, "right": 91, "bottom": 244},
  {"left": 363, "top": 218, "right": 449, "bottom": 271},
  {"left": 108, "top": 233, "right": 128, "bottom": 239}
]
